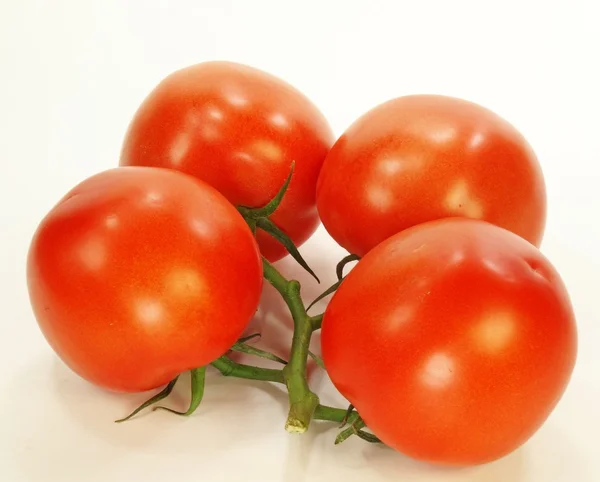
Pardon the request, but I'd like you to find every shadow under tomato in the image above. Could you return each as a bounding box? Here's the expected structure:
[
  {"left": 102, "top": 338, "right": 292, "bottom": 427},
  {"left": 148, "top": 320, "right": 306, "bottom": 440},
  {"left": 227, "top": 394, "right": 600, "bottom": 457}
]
[
  {"left": 6, "top": 353, "right": 293, "bottom": 482},
  {"left": 7, "top": 234, "right": 354, "bottom": 482},
  {"left": 277, "top": 410, "right": 525, "bottom": 482},
  {"left": 7, "top": 351, "right": 582, "bottom": 482},
  {"left": 48, "top": 356, "right": 290, "bottom": 439},
  {"left": 361, "top": 443, "right": 527, "bottom": 482},
  {"left": 281, "top": 407, "right": 354, "bottom": 482},
  {"left": 291, "top": 434, "right": 528, "bottom": 482}
]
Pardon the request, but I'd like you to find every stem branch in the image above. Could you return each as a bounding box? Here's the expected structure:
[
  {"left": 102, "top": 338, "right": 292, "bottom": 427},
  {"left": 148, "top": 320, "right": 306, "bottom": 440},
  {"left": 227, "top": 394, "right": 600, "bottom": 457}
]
[
  {"left": 262, "top": 258, "right": 319, "bottom": 433},
  {"left": 211, "top": 356, "right": 284, "bottom": 384},
  {"left": 310, "top": 313, "right": 324, "bottom": 331},
  {"left": 313, "top": 404, "right": 359, "bottom": 425}
]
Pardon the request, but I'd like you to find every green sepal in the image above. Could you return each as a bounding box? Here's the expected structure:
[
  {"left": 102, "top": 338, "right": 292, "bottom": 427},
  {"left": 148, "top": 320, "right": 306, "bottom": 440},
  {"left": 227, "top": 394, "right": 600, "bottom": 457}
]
[
  {"left": 257, "top": 216, "right": 319, "bottom": 283},
  {"left": 115, "top": 376, "right": 179, "bottom": 423},
  {"left": 153, "top": 367, "right": 206, "bottom": 416}
]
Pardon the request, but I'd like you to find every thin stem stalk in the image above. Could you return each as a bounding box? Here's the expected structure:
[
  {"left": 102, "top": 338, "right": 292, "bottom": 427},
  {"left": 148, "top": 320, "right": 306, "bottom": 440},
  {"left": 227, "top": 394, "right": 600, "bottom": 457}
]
[{"left": 211, "top": 356, "right": 285, "bottom": 384}]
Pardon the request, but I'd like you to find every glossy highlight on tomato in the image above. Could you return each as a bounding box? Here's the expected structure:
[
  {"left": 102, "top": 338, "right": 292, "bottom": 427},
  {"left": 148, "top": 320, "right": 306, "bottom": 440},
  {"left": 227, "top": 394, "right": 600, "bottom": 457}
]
[
  {"left": 321, "top": 218, "right": 577, "bottom": 465},
  {"left": 120, "top": 61, "right": 334, "bottom": 261},
  {"left": 316, "top": 95, "right": 546, "bottom": 256},
  {"left": 27, "top": 167, "right": 263, "bottom": 392}
]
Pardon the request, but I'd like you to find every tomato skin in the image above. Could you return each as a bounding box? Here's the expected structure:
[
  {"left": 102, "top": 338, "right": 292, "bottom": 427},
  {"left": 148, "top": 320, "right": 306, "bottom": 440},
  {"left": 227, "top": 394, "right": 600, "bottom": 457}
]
[
  {"left": 120, "top": 61, "right": 334, "bottom": 261},
  {"left": 316, "top": 95, "right": 546, "bottom": 256},
  {"left": 321, "top": 218, "right": 576, "bottom": 465},
  {"left": 27, "top": 167, "right": 263, "bottom": 392}
]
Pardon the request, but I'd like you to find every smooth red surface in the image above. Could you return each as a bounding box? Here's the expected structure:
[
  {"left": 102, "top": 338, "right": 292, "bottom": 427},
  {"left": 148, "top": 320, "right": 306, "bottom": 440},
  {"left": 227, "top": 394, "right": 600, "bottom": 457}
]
[
  {"left": 316, "top": 95, "right": 546, "bottom": 256},
  {"left": 120, "top": 61, "right": 334, "bottom": 261},
  {"left": 27, "top": 167, "right": 263, "bottom": 392},
  {"left": 321, "top": 218, "right": 577, "bottom": 465}
]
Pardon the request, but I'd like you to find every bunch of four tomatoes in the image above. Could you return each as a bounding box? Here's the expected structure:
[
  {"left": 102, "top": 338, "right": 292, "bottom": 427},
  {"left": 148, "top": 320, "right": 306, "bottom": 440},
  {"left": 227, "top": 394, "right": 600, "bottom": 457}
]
[{"left": 27, "top": 61, "right": 577, "bottom": 467}]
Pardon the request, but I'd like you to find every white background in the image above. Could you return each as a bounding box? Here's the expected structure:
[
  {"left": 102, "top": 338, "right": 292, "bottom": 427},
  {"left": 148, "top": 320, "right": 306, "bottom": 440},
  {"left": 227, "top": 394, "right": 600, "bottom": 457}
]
[{"left": 1, "top": 1, "right": 599, "bottom": 481}]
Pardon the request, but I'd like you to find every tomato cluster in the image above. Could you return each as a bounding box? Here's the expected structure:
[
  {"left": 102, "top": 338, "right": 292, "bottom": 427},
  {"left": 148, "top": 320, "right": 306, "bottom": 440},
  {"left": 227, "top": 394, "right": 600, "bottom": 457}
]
[{"left": 27, "top": 61, "right": 576, "bottom": 467}]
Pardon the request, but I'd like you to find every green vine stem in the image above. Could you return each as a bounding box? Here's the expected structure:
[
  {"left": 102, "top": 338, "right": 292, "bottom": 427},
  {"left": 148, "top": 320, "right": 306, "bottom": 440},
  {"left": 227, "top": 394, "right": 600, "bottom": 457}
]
[
  {"left": 310, "top": 313, "right": 324, "bottom": 331},
  {"left": 210, "top": 356, "right": 363, "bottom": 430},
  {"left": 313, "top": 404, "right": 359, "bottom": 425},
  {"left": 262, "top": 257, "right": 322, "bottom": 433},
  {"left": 211, "top": 355, "right": 285, "bottom": 384}
]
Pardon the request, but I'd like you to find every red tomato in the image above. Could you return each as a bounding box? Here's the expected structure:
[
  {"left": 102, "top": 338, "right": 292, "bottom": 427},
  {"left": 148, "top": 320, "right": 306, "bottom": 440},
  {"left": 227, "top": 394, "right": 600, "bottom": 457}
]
[
  {"left": 120, "top": 61, "right": 334, "bottom": 261},
  {"left": 27, "top": 167, "right": 263, "bottom": 392},
  {"left": 316, "top": 95, "right": 546, "bottom": 256},
  {"left": 321, "top": 218, "right": 577, "bottom": 465}
]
